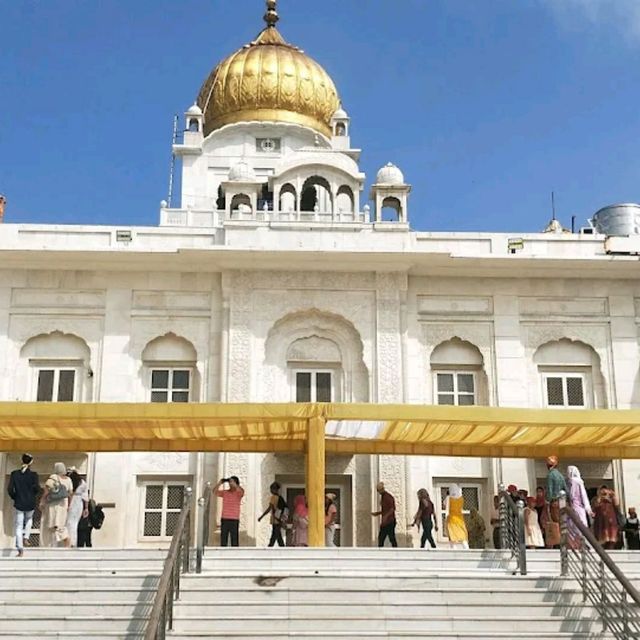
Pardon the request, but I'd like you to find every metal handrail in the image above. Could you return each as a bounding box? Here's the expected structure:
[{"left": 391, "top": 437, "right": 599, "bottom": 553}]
[
  {"left": 558, "top": 490, "right": 640, "bottom": 638},
  {"left": 196, "top": 481, "right": 213, "bottom": 574},
  {"left": 144, "top": 487, "right": 193, "bottom": 640},
  {"left": 498, "top": 484, "right": 527, "bottom": 575}
]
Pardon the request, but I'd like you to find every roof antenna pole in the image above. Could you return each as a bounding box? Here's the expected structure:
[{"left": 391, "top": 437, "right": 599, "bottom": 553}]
[
  {"left": 167, "top": 114, "right": 179, "bottom": 208},
  {"left": 551, "top": 191, "right": 556, "bottom": 221}
]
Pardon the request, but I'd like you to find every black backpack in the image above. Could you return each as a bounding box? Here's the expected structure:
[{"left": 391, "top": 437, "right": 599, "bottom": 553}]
[{"left": 89, "top": 501, "right": 105, "bottom": 530}]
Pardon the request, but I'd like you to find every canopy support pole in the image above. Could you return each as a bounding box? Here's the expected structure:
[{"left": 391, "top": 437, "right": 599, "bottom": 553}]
[{"left": 306, "top": 414, "right": 326, "bottom": 547}]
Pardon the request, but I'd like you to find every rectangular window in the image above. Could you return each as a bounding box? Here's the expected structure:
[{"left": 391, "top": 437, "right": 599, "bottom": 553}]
[
  {"left": 140, "top": 482, "right": 187, "bottom": 539},
  {"left": 295, "top": 370, "right": 333, "bottom": 402},
  {"left": 435, "top": 372, "right": 475, "bottom": 406},
  {"left": 542, "top": 373, "right": 587, "bottom": 408},
  {"left": 36, "top": 368, "right": 76, "bottom": 402},
  {"left": 150, "top": 369, "right": 191, "bottom": 403}
]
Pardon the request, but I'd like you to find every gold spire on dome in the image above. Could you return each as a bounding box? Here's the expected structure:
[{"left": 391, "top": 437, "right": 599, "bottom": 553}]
[
  {"left": 196, "top": 0, "right": 340, "bottom": 137},
  {"left": 264, "top": 0, "right": 279, "bottom": 28}
]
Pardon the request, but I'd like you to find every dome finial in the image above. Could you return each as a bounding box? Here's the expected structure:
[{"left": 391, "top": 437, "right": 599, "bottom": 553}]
[{"left": 264, "top": 0, "right": 279, "bottom": 28}]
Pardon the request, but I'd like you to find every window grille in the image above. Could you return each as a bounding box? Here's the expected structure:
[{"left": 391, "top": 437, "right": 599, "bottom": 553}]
[
  {"left": 141, "top": 482, "right": 186, "bottom": 538},
  {"left": 436, "top": 372, "right": 476, "bottom": 406},
  {"left": 543, "top": 373, "right": 587, "bottom": 408},
  {"left": 150, "top": 369, "right": 191, "bottom": 403}
]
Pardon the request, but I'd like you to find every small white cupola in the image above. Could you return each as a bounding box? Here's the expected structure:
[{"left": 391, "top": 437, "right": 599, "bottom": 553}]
[
  {"left": 185, "top": 103, "right": 203, "bottom": 131},
  {"left": 370, "top": 162, "right": 411, "bottom": 224},
  {"left": 221, "top": 161, "right": 264, "bottom": 220},
  {"left": 331, "top": 105, "right": 351, "bottom": 150}
]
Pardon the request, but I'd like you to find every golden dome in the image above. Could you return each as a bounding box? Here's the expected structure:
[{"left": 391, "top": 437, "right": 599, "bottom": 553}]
[{"left": 197, "top": 3, "right": 340, "bottom": 138}]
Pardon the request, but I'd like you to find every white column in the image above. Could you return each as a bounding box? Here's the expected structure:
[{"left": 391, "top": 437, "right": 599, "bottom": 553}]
[{"left": 0, "top": 287, "right": 11, "bottom": 401}]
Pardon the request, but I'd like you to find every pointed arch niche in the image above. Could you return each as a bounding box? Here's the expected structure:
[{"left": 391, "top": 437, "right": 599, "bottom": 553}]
[
  {"left": 141, "top": 333, "right": 200, "bottom": 403},
  {"left": 533, "top": 338, "right": 607, "bottom": 409},
  {"left": 20, "top": 331, "right": 92, "bottom": 402},
  {"left": 429, "top": 337, "right": 488, "bottom": 406},
  {"left": 263, "top": 309, "right": 369, "bottom": 403}
]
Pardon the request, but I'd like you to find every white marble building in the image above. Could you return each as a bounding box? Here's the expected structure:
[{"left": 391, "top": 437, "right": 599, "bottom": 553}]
[{"left": 2, "top": 3, "right": 640, "bottom": 549}]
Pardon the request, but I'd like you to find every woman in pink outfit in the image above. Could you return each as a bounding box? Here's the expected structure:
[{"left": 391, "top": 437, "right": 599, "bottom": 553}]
[{"left": 291, "top": 495, "right": 309, "bottom": 547}]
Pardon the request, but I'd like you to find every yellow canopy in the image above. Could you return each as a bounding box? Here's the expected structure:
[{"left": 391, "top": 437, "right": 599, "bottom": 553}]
[{"left": 1, "top": 402, "right": 640, "bottom": 459}]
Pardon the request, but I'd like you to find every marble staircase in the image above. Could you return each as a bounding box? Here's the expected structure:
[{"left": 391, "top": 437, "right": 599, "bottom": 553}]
[{"left": 0, "top": 547, "right": 633, "bottom": 639}]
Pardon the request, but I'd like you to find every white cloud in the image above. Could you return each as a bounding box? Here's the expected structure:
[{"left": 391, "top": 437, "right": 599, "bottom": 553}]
[{"left": 542, "top": 0, "right": 640, "bottom": 44}]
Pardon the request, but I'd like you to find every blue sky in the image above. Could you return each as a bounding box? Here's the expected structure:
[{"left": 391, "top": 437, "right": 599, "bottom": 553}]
[{"left": 1, "top": 0, "right": 639, "bottom": 232}]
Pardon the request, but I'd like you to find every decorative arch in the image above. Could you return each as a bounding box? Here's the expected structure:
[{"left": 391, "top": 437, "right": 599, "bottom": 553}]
[
  {"left": 533, "top": 338, "right": 607, "bottom": 409},
  {"left": 230, "top": 193, "right": 252, "bottom": 214},
  {"left": 141, "top": 332, "right": 197, "bottom": 362},
  {"left": 336, "top": 185, "right": 354, "bottom": 214},
  {"left": 141, "top": 332, "right": 200, "bottom": 403},
  {"left": 301, "top": 176, "right": 332, "bottom": 213},
  {"left": 20, "top": 330, "right": 91, "bottom": 361},
  {"left": 381, "top": 196, "right": 402, "bottom": 221},
  {"left": 263, "top": 308, "right": 369, "bottom": 402},
  {"left": 279, "top": 183, "right": 297, "bottom": 213},
  {"left": 429, "top": 337, "right": 488, "bottom": 406}
]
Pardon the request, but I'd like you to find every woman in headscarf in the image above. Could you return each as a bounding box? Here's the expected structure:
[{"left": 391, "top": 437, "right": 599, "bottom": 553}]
[
  {"left": 467, "top": 508, "right": 486, "bottom": 549},
  {"left": 566, "top": 465, "right": 593, "bottom": 549},
  {"left": 412, "top": 489, "right": 437, "bottom": 549},
  {"left": 524, "top": 496, "right": 545, "bottom": 548},
  {"left": 66, "top": 469, "right": 89, "bottom": 548},
  {"left": 40, "top": 462, "right": 73, "bottom": 547},
  {"left": 592, "top": 485, "right": 620, "bottom": 550},
  {"left": 291, "top": 495, "right": 309, "bottom": 547},
  {"left": 445, "top": 484, "right": 468, "bottom": 549}
]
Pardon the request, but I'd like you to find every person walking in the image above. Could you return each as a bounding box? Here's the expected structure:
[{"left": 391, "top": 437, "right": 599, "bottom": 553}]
[
  {"left": 215, "top": 476, "right": 244, "bottom": 547},
  {"left": 524, "top": 497, "right": 545, "bottom": 549},
  {"left": 544, "top": 456, "right": 566, "bottom": 549},
  {"left": 291, "top": 495, "right": 309, "bottom": 547},
  {"left": 372, "top": 482, "right": 397, "bottom": 547},
  {"left": 66, "top": 469, "right": 89, "bottom": 548},
  {"left": 592, "top": 485, "right": 620, "bottom": 550},
  {"left": 445, "top": 484, "right": 469, "bottom": 549},
  {"left": 325, "top": 493, "right": 338, "bottom": 547},
  {"left": 566, "top": 465, "right": 593, "bottom": 549},
  {"left": 624, "top": 507, "right": 640, "bottom": 550},
  {"left": 467, "top": 508, "right": 486, "bottom": 549},
  {"left": 258, "top": 481, "right": 287, "bottom": 547},
  {"left": 412, "top": 489, "right": 437, "bottom": 549},
  {"left": 7, "top": 453, "right": 40, "bottom": 557},
  {"left": 40, "top": 462, "right": 73, "bottom": 548}
]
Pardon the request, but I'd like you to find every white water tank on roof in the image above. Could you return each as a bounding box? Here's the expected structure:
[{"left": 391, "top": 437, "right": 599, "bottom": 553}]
[{"left": 592, "top": 203, "right": 640, "bottom": 236}]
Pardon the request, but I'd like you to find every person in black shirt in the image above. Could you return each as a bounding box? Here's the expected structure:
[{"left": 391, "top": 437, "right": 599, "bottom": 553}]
[{"left": 7, "top": 453, "right": 40, "bottom": 557}]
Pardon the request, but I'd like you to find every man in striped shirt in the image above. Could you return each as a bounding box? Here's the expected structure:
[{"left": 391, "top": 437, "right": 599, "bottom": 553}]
[{"left": 215, "top": 476, "right": 244, "bottom": 547}]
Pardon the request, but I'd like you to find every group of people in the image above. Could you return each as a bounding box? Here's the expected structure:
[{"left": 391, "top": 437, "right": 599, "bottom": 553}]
[
  {"left": 7, "top": 453, "right": 102, "bottom": 556},
  {"left": 496, "top": 456, "right": 640, "bottom": 551}
]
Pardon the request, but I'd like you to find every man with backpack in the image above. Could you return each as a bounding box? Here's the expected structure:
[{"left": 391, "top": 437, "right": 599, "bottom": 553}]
[
  {"left": 7, "top": 453, "right": 40, "bottom": 557},
  {"left": 78, "top": 497, "right": 105, "bottom": 547},
  {"left": 258, "top": 481, "right": 288, "bottom": 547}
]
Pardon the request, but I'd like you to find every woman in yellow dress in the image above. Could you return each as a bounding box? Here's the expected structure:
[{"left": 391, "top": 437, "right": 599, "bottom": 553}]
[{"left": 446, "top": 484, "right": 469, "bottom": 549}]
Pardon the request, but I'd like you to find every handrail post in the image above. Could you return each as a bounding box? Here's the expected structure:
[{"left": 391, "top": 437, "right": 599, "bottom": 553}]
[
  {"left": 558, "top": 490, "right": 568, "bottom": 577},
  {"left": 599, "top": 558, "right": 607, "bottom": 632},
  {"left": 580, "top": 544, "right": 587, "bottom": 603},
  {"left": 498, "top": 483, "right": 507, "bottom": 550},
  {"left": 196, "top": 481, "right": 212, "bottom": 574},
  {"left": 516, "top": 499, "right": 527, "bottom": 576},
  {"left": 183, "top": 487, "right": 192, "bottom": 574}
]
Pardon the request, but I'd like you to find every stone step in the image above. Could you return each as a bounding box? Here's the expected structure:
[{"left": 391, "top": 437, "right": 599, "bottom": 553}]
[
  {"left": 170, "top": 614, "right": 605, "bottom": 634},
  {"left": 0, "top": 575, "right": 160, "bottom": 590},
  {"left": 0, "top": 588, "right": 157, "bottom": 603},
  {"left": 0, "top": 617, "right": 147, "bottom": 634},
  {"left": 167, "top": 633, "right": 615, "bottom": 640},
  {"left": 175, "top": 588, "right": 586, "bottom": 605},
  {"left": 0, "top": 635, "right": 144, "bottom": 640}
]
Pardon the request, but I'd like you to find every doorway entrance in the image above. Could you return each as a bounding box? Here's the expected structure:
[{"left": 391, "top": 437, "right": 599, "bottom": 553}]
[
  {"left": 276, "top": 474, "right": 353, "bottom": 546},
  {"left": 433, "top": 480, "right": 485, "bottom": 544}
]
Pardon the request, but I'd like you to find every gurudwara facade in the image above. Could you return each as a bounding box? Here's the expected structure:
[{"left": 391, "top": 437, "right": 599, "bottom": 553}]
[{"left": 2, "top": 2, "right": 640, "bottom": 550}]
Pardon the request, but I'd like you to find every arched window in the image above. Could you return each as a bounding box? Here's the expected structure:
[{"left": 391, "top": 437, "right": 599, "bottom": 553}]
[
  {"left": 279, "top": 183, "right": 297, "bottom": 213},
  {"left": 188, "top": 118, "right": 199, "bottom": 133},
  {"left": 21, "top": 331, "right": 91, "bottom": 402},
  {"left": 142, "top": 334, "right": 198, "bottom": 403},
  {"left": 230, "top": 194, "right": 252, "bottom": 216},
  {"left": 301, "top": 176, "right": 332, "bottom": 213},
  {"left": 335, "top": 122, "right": 346, "bottom": 137},
  {"left": 336, "top": 186, "right": 354, "bottom": 214},
  {"left": 381, "top": 196, "right": 402, "bottom": 222},
  {"left": 430, "top": 338, "right": 486, "bottom": 406},
  {"left": 533, "top": 338, "right": 605, "bottom": 408}
]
